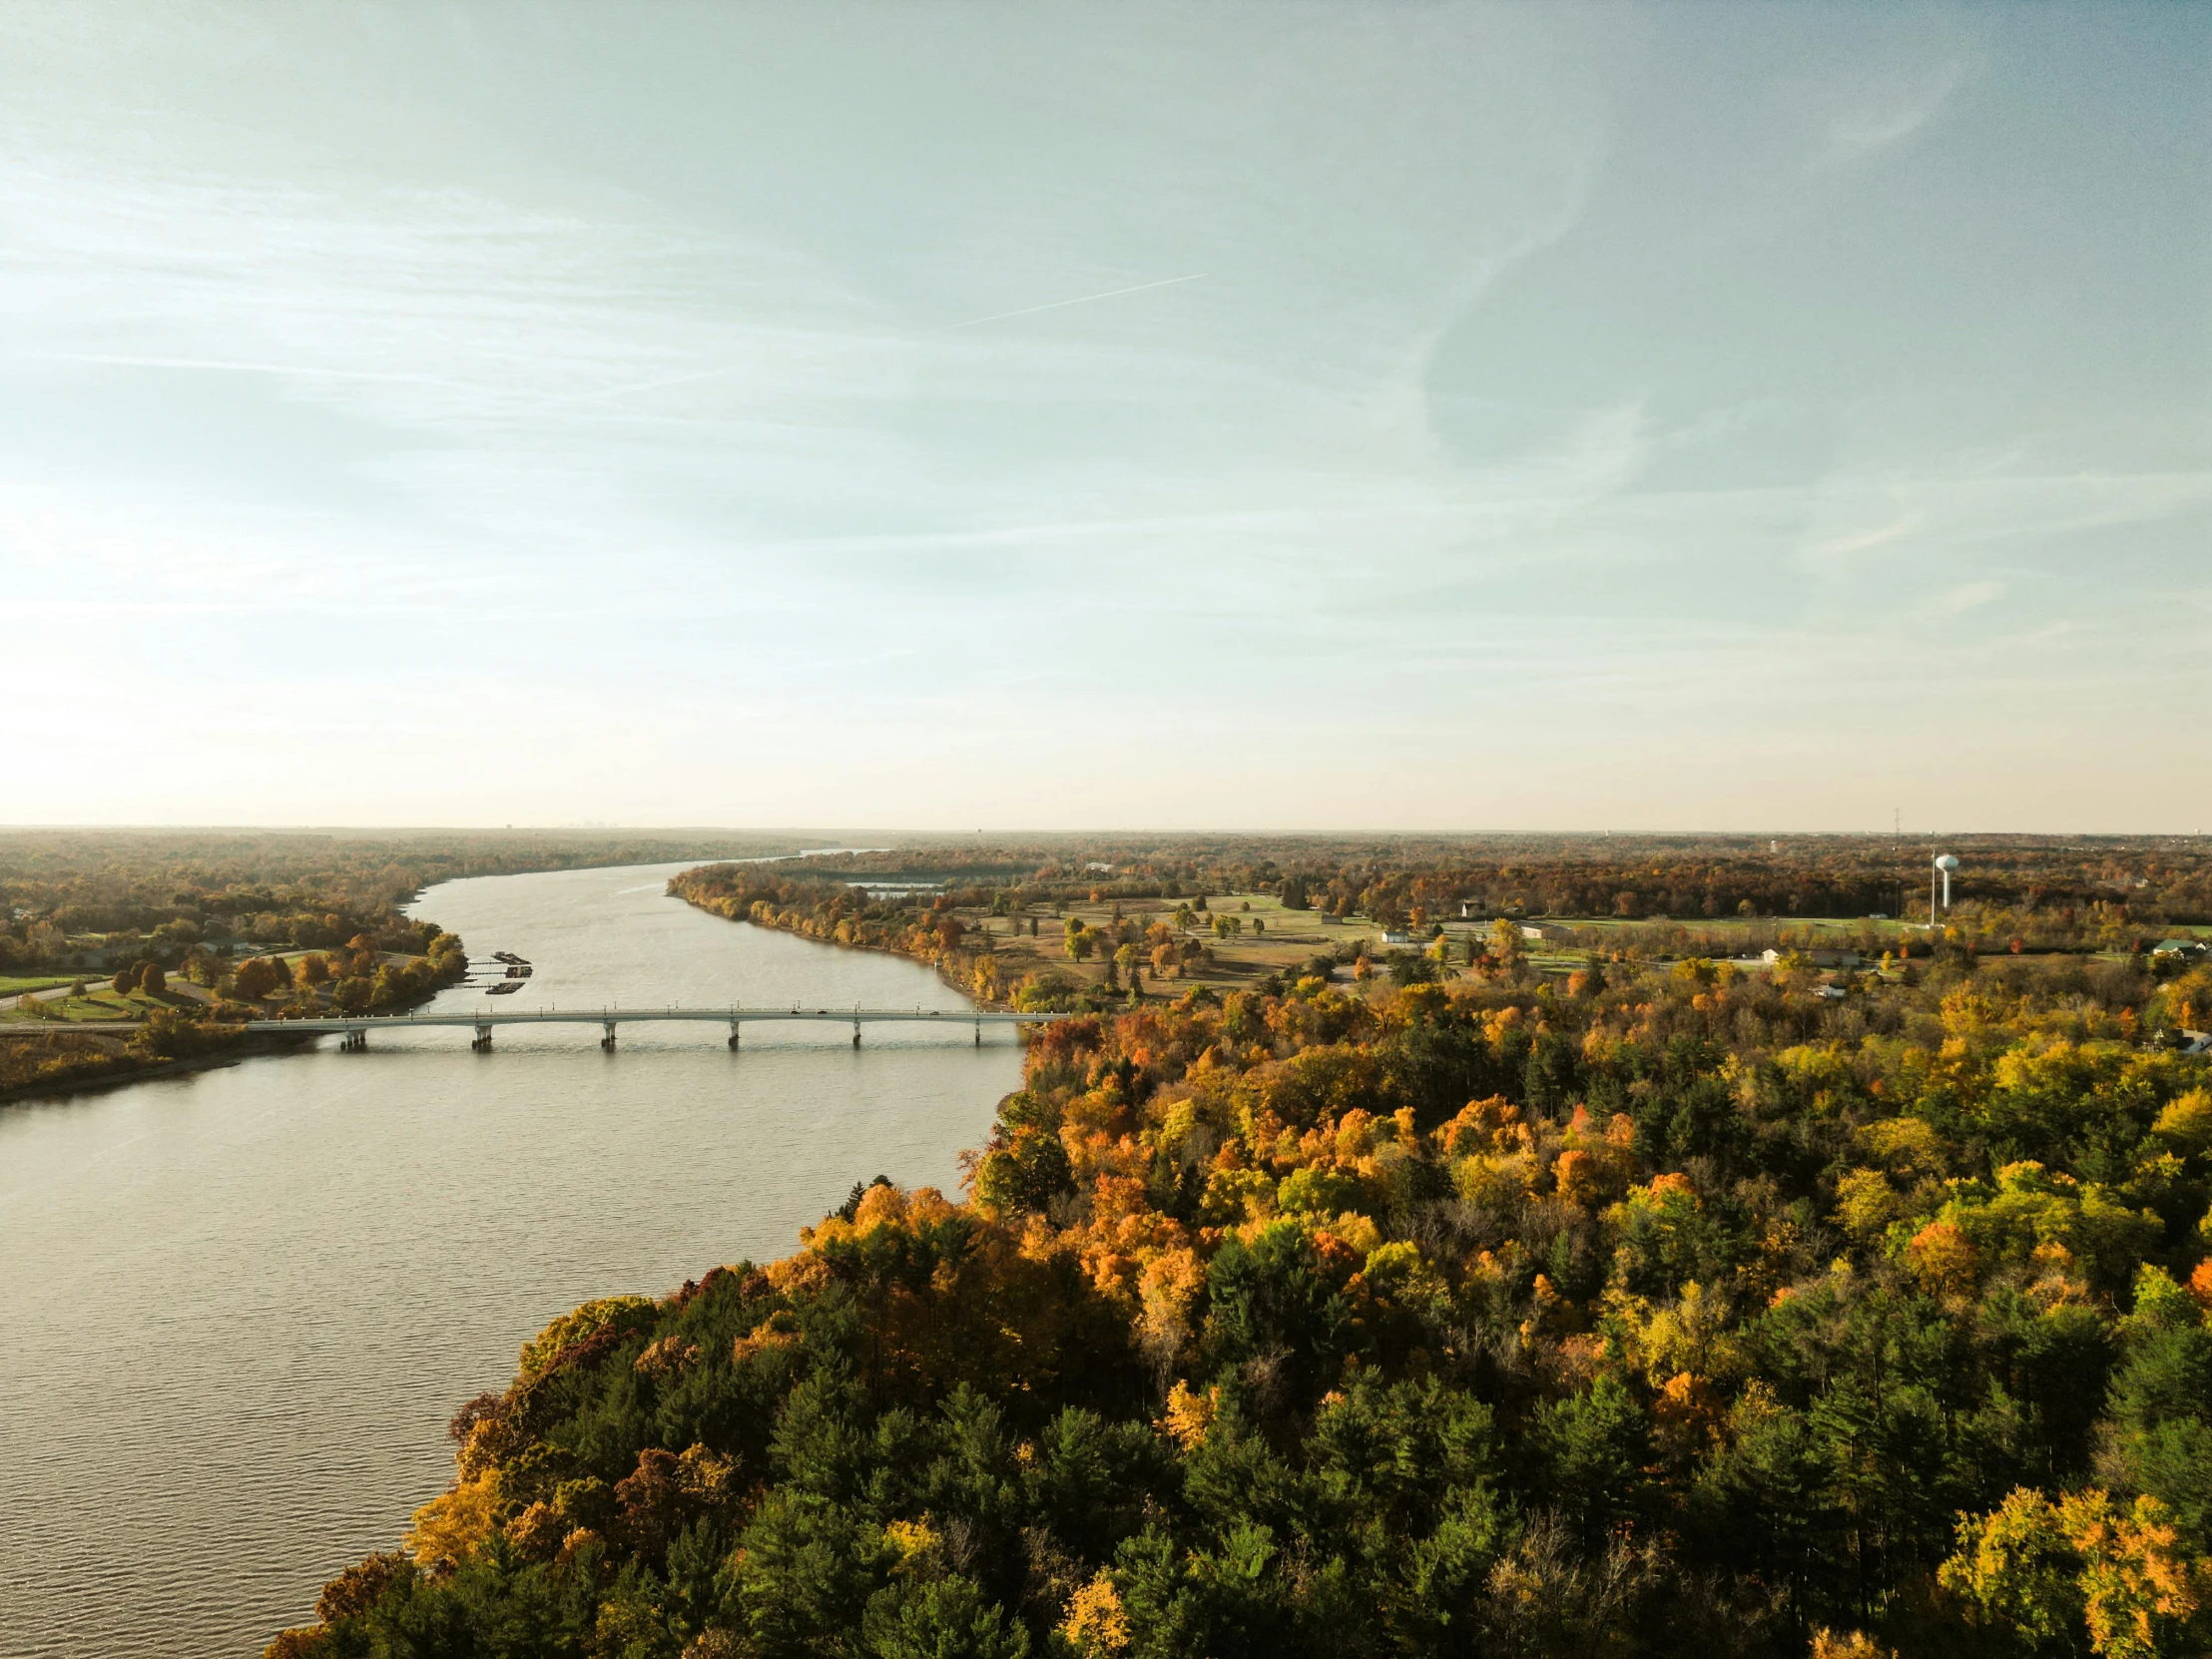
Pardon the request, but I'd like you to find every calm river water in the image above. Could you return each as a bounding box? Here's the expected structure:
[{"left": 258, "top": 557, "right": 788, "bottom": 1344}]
[{"left": 0, "top": 863, "right": 1020, "bottom": 1658}]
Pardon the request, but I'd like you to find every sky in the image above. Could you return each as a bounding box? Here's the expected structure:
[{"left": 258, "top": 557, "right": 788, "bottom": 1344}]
[{"left": 1, "top": 1, "right": 2206, "bottom": 832}]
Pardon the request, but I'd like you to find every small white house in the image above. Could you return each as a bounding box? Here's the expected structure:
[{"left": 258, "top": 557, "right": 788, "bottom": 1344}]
[{"left": 1764, "top": 947, "right": 1862, "bottom": 968}]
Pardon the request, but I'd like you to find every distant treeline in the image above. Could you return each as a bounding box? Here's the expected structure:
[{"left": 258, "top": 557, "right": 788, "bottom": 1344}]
[
  {"left": 14, "top": 832, "right": 2196, "bottom": 977},
  {"left": 708, "top": 835, "right": 2212, "bottom": 955},
  {"left": 0, "top": 830, "right": 810, "bottom": 974}
]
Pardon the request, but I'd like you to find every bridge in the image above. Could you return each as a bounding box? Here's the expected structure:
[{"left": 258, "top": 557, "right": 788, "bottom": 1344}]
[
  {"left": 2, "top": 1005, "right": 1074, "bottom": 1052},
  {"left": 298, "top": 1005, "right": 1070, "bottom": 1051}
]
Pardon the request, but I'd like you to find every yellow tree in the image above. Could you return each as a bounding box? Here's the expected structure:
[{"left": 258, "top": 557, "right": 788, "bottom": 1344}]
[
  {"left": 1489, "top": 917, "right": 1526, "bottom": 979},
  {"left": 1940, "top": 1487, "right": 2207, "bottom": 1657}
]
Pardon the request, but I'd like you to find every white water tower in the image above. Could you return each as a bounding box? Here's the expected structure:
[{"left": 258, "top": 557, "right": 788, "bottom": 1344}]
[{"left": 1931, "top": 853, "right": 1959, "bottom": 927}]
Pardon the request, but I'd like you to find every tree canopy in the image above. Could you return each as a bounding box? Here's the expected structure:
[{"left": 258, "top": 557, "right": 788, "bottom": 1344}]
[{"left": 270, "top": 940, "right": 2212, "bottom": 1658}]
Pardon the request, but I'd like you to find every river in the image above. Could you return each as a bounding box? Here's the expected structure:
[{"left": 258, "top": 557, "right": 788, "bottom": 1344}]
[{"left": 0, "top": 862, "right": 1021, "bottom": 1658}]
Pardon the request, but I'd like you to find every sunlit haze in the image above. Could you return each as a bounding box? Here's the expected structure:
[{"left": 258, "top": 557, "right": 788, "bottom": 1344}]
[{"left": 3, "top": 3, "right": 2205, "bottom": 830}]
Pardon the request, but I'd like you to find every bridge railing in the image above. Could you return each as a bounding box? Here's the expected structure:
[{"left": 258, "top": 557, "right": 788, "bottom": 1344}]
[
  {"left": 237, "top": 1004, "right": 1078, "bottom": 1049},
  {"left": 242, "top": 1005, "right": 1071, "bottom": 1029},
  {"left": 2, "top": 1005, "right": 1082, "bottom": 1044}
]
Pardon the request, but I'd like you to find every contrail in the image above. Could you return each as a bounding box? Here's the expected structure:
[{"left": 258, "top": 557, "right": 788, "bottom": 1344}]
[{"left": 945, "top": 272, "right": 1209, "bottom": 329}]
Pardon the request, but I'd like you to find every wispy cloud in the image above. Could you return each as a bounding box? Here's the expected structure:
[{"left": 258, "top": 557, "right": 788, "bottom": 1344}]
[
  {"left": 1819, "top": 59, "right": 1971, "bottom": 162},
  {"left": 1928, "top": 577, "right": 2005, "bottom": 617},
  {"left": 945, "top": 273, "right": 1211, "bottom": 330},
  {"left": 17, "top": 351, "right": 439, "bottom": 383},
  {"left": 0, "top": 3, "right": 2204, "bottom": 829}
]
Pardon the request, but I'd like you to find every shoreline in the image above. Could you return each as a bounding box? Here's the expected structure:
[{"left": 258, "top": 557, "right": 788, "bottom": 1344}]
[
  {"left": 0, "top": 1029, "right": 320, "bottom": 1107},
  {"left": 0, "top": 964, "right": 464, "bottom": 1107},
  {"left": 667, "top": 880, "right": 1019, "bottom": 1010}
]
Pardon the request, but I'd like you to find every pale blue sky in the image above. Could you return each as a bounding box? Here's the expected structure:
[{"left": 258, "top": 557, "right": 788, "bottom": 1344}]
[{"left": 2, "top": 3, "right": 2206, "bottom": 830}]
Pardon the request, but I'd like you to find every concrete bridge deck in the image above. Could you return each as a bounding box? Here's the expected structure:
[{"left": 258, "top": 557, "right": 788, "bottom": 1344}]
[{"left": 1, "top": 1005, "right": 1074, "bottom": 1051}]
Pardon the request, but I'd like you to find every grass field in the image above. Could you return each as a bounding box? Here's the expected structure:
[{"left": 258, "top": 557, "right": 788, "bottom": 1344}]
[
  {"left": 877, "top": 884, "right": 2165, "bottom": 1007},
  {"left": 963, "top": 891, "right": 1428, "bottom": 997},
  {"left": 0, "top": 987, "right": 174, "bottom": 1023},
  {"left": 956, "top": 891, "right": 1923, "bottom": 1000},
  {"left": 0, "top": 974, "right": 80, "bottom": 997}
]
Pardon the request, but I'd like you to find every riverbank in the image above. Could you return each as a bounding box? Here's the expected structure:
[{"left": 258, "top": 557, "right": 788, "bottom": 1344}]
[
  {"left": 668, "top": 861, "right": 1371, "bottom": 1010},
  {"left": 0, "top": 1029, "right": 321, "bottom": 1106},
  {"left": 0, "top": 945, "right": 465, "bottom": 1103}
]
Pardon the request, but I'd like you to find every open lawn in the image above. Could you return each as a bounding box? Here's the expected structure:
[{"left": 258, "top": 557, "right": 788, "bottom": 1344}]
[
  {"left": 875, "top": 883, "right": 2156, "bottom": 1008},
  {"left": 961, "top": 890, "right": 1403, "bottom": 998},
  {"left": 0, "top": 974, "right": 79, "bottom": 997},
  {"left": 956, "top": 891, "right": 1895, "bottom": 1000},
  {"left": 1, "top": 988, "right": 177, "bottom": 1023}
]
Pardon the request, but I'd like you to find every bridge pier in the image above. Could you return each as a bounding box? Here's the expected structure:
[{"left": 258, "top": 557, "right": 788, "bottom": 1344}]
[
  {"left": 974, "top": 1019, "right": 981, "bottom": 1047},
  {"left": 338, "top": 1027, "right": 367, "bottom": 1052},
  {"left": 851, "top": 1018, "right": 861, "bottom": 1049},
  {"left": 601, "top": 1021, "right": 618, "bottom": 1051},
  {"left": 728, "top": 1019, "right": 741, "bottom": 1051},
  {"left": 471, "top": 1023, "right": 493, "bottom": 1052}
]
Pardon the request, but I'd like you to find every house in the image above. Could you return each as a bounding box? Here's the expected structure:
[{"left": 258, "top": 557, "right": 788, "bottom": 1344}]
[
  {"left": 1763, "top": 948, "right": 1863, "bottom": 969},
  {"left": 1382, "top": 929, "right": 1415, "bottom": 945},
  {"left": 1519, "top": 923, "right": 1569, "bottom": 941},
  {"left": 2152, "top": 938, "right": 2207, "bottom": 960}
]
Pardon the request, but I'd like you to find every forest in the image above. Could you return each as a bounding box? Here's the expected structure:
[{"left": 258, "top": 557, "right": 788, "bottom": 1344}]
[{"left": 269, "top": 912, "right": 2212, "bottom": 1657}]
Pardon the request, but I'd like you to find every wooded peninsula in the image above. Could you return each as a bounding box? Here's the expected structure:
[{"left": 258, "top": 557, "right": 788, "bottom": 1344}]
[{"left": 262, "top": 832, "right": 2211, "bottom": 1659}]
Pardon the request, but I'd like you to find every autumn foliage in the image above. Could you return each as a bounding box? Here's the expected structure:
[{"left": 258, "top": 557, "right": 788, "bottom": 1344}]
[{"left": 272, "top": 949, "right": 2212, "bottom": 1658}]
